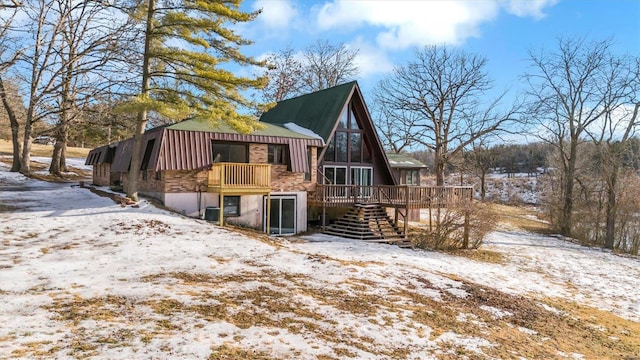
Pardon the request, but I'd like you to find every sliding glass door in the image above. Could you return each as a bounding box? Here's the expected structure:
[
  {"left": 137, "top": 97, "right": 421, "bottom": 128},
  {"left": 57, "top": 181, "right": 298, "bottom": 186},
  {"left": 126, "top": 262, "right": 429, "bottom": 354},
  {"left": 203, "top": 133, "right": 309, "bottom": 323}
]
[
  {"left": 351, "top": 167, "right": 373, "bottom": 197},
  {"left": 265, "top": 196, "right": 296, "bottom": 235}
]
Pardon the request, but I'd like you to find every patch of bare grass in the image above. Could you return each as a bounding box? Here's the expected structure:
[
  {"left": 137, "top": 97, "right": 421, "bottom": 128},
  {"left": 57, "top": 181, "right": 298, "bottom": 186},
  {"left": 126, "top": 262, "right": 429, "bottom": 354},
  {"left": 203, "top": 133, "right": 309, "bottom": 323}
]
[
  {"left": 45, "top": 294, "right": 134, "bottom": 325},
  {"left": 30, "top": 264, "right": 638, "bottom": 359},
  {"left": 411, "top": 275, "right": 640, "bottom": 359},
  {"left": 486, "top": 203, "right": 551, "bottom": 234},
  {"left": 0, "top": 139, "right": 89, "bottom": 158},
  {"left": 448, "top": 249, "right": 507, "bottom": 264},
  {"left": 208, "top": 344, "right": 274, "bottom": 360}
]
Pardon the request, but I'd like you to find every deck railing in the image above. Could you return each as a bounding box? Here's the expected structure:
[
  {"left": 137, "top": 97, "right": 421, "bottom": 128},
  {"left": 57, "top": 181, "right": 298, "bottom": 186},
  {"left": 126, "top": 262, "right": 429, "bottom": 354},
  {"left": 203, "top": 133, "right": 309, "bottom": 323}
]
[
  {"left": 310, "top": 184, "right": 474, "bottom": 208},
  {"left": 207, "top": 163, "right": 271, "bottom": 193}
]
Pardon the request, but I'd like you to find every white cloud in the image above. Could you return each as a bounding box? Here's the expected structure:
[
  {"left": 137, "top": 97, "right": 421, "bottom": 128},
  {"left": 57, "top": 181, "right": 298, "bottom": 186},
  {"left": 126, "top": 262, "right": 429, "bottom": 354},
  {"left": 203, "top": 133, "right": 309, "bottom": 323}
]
[
  {"left": 502, "top": 0, "right": 559, "bottom": 19},
  {"left": 253, "top": 0, "right": 298, "bottom": 29},
  {"left": 316, "top": 0, "right": 558, "bottom": 50},
  {"left": 348, "top": 37, "right": 394, "bottom": 77}
]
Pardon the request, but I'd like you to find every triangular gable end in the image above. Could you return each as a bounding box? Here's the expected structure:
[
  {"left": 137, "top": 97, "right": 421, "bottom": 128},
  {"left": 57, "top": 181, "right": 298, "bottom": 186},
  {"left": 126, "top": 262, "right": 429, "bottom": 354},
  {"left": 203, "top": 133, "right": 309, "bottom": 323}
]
[
  {"left": 259, "top": 81, "right": 396, "bottom": 186},
  {"left": 319, "top": 83, "right": 396, "bottom": 186}
]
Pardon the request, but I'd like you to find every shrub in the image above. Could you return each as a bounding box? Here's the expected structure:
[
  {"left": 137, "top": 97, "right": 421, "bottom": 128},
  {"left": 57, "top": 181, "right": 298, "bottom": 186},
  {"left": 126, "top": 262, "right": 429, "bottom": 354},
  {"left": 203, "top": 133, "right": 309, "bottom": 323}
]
[{"left": 411, "top": 201, "right": 496, "bottom": 250}]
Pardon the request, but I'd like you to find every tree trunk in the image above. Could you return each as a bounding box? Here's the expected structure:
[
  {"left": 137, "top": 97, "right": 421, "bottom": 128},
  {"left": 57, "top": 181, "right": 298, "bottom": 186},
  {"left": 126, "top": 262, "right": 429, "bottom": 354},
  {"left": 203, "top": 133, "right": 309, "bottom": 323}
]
[
  {"left": 0, "top": 77, "right": 21, "bottom": 171},
  {"left": 19, "top": 114, "right": 34, "bottom": 175},
  {"left": 434, "top": 146, "right": 445, "bottom": 186},
  {"left": 559, "top": 140, "right": 578, "bottom": 237},
  {"left": 51, "top": 72, "right": 72, "bottom": 176},
  {"left": 50, "top": 143, "right": 62, "bottom": 176},
  {"left": 128, "top": 111, "right": 147, "bottom": 201},
  {"left": 61, "top": 145, "right": 67, "bottom": 172},
  {"left": 604, "top": 168, "right": 618, "bottom": 249},
  {"left": 127, "top": 0, "right": 154, "bottom": 202},
  {"left": 480, "top": 172, "right": 486, "bottom": 201},
  {"left": 50, "top": 123, "right": 69, "bottom": 176}
]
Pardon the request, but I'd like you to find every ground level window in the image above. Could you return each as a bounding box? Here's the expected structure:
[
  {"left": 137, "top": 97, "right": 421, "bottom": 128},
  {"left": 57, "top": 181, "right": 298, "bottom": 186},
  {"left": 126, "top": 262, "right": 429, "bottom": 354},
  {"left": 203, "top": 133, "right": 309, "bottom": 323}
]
[{"left": 222, "top": 196, "right": 240, "bottom": 216}]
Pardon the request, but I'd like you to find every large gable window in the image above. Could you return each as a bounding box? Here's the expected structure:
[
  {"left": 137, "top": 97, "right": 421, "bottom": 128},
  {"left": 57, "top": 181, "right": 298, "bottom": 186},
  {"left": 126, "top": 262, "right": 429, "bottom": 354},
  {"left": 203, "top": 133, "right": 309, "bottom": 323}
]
[
  {"left": 335, "top": 132, "right": 348, "bottom": 162},
  {"left": 323, "top": 104, "right": 371, "bottom": 164},
  {"left": 212, "top": 142, "right": 247, "bottom": 163}
]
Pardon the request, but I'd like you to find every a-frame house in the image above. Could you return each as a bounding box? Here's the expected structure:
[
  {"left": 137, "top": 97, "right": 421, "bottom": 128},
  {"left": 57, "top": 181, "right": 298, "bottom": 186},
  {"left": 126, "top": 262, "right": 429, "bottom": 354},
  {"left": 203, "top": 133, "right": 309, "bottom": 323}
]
[{"left": 86, "top": 81, "right": 472, "bottom": 242}]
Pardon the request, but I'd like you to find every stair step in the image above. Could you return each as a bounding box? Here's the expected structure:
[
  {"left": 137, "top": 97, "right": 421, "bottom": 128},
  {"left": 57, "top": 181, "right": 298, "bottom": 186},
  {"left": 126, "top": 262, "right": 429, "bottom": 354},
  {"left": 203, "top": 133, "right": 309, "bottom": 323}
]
[
  {"left": 322, "top": 203, "right": 407, "bottom": 248},
  {"left": 326, "top": 227, "right": 401, "bottom": 238}
]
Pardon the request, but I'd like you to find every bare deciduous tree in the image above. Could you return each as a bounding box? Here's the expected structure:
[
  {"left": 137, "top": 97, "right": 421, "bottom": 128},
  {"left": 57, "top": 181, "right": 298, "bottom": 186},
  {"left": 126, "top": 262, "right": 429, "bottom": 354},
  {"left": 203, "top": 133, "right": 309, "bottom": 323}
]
[
  {"left": 261, "top": 40, "right": 359, "bottom": 103},
  {"left": 302, "top": 40, "right": 359, "bottom": 92},
  {"left": 0, "top": 3, "right": 23, "bottom": 171},
  {"left": 48, "top": 0, "right": 131, "bottom": 176},
  {"left": 375, "top": 45, "right": 520, "bottom": 186},
  {"left": 261, "top": 47, "right": 304, "bottom": 103},
  {"left": 590, "top": 102, "right": 640, "bottom": 249},
  {"left": 464, "top": 143, "right": 498, "bottom": 201},
  {"left": 371, "top": 96, "right": 416, "bottom": 153},
  {"left": 524, "top": 37, "right": 638, "bottom": 238},
  {"left": 0, "top": 0, "right": 21, "bottom": 9},
  {"left": 13, "top": 0, "right": 70, "bottom": 175}
]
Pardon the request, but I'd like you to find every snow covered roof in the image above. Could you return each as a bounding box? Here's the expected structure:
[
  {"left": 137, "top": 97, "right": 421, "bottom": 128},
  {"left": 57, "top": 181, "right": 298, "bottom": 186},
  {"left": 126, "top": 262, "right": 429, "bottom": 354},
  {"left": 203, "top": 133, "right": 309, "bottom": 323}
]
[{"left": 385, "top": 152, "right": 428, "bottom": 169}]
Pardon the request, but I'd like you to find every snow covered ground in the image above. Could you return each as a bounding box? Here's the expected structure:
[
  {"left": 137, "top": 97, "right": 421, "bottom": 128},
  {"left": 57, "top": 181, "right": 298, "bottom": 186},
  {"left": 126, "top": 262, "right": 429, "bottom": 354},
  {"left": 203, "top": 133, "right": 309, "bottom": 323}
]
[{"left": 1, "top": 158, "right": 639, "bottom": 359}]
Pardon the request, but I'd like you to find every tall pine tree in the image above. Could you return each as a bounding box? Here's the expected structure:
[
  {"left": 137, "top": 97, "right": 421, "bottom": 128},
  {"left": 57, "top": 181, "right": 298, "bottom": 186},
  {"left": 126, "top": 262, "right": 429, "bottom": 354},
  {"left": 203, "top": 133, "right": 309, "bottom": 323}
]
[{"left": 123, "top": 0, "right": 267, "bottom": 201}]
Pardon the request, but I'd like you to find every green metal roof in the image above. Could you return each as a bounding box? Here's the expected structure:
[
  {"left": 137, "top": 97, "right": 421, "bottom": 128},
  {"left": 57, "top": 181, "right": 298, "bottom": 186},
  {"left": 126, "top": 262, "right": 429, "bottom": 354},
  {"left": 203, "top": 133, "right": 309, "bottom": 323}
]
[
  {"left": 385, "top": 152, "right": 428, "bottom": 169},
  {"left": 167, "top": 118, "right": 318, "bottom": 140},
  {"left": 258, "top": 81, "right": 356, "bottom": 142}
]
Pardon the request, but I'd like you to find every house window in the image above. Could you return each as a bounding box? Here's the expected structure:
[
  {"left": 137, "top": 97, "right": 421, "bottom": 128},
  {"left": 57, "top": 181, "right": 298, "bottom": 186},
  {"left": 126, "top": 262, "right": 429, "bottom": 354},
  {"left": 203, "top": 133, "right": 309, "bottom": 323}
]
[
  {"left": 351, "top": 167, "right": 373, "bottom": 186},
  {"left": 323, "top": 104, "right": 370, "bottom": 164},
  {"left": 155, "top": 171, "right": 162, "bottom": 180},
  {"left": 141, "top": 139, "right": 155, "bottom": 170},
  {"left": 323, "top": 166, "right": 347, "bottom": 185},
  {"left": 323, "top": 136, "right": 335, "bottom": 162},
  {"left": 323, "top": 166, "right": 348, "bottom": 197},
  {"left": 142, "top": 170, "right": 148, "bottom": 180},
  {"left": 268, "top": 144, "right": 288, "bottom": 165},
  {"left": 222, "top": 196, "right": 240, "bottom": 216},
  {"left": 401, "top": 170, "right": 419, "bottom": 185},
  {"left": 350, "top": 133, "right": 361, "bottom": 163},
  {"left": 212, "top": 142, "right": 247, "bottom": 163},
  {"left": 106, "top": 147, "right": 116, "bottom": 163},
  {"left": 335, "top": 132, "right": 348, "bottom": 162}
]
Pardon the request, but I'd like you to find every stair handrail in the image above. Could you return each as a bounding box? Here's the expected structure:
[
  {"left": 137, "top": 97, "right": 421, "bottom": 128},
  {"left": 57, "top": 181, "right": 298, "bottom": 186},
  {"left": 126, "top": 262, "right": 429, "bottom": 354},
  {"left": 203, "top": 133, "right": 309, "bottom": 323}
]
[{"left": 376, "top": 186, "right": 406, "bottom": 222}]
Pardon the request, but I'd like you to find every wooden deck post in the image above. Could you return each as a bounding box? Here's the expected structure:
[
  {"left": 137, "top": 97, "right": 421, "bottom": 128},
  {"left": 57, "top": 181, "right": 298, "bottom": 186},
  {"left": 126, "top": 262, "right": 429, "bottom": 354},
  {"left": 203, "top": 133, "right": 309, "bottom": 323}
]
[
  {"left": 321, "top": 185, "right": 327, "bottom": 231},
  {"left": 219, "top": 193, "right": 224, "bottom": 227},
  {"left": 403, "top": 185, "right": 409, "bottom": 236},
  {"left": 463, "top": 208, "right": 470, "bottom": 249},
  {"left": 266, "top": 193, "right": 271, "bottom": 235}
]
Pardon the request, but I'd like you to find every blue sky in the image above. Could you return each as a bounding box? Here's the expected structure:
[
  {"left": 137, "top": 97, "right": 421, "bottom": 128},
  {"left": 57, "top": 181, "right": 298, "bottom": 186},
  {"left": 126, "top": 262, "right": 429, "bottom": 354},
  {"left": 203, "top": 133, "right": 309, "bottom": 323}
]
[{"left": 238, "top": 0, "right": 640, "bottom": 103}]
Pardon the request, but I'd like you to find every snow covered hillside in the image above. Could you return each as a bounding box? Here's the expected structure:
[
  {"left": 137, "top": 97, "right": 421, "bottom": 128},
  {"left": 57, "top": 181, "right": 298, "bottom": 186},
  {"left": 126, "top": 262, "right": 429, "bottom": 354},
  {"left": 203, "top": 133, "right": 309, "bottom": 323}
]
[{"left": 1, "top": 159, "right": 639, "bottom": 359}]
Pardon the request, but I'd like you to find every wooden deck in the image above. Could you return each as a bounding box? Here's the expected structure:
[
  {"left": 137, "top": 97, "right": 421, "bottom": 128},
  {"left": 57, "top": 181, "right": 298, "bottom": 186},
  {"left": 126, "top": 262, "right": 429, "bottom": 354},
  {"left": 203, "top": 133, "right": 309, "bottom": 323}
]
[
  {"left": 309, "top": 184, "right": 474, "bottom": 208},
  {"left": 207, "top": 163, "right": 271, "bottom": 195}
]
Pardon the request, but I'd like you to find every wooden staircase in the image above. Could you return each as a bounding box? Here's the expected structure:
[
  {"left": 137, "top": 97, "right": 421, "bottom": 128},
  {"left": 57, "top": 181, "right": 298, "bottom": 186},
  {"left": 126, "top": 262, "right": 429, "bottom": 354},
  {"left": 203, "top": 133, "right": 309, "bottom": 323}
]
[{"left": 323, "top": 203, "right": 412, "bottom": 248}]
